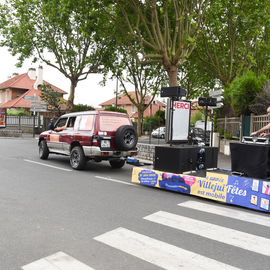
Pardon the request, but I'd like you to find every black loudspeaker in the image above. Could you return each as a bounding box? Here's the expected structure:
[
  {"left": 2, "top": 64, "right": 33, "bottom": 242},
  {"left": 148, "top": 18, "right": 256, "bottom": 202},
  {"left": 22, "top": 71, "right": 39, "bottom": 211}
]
[
  {"left": 154, "top": 146, "right": 218, "bottom": 174},
  {"left": 198, "top": 97, "right": 217, "bottom": 107},
  {"left": 160, "top": 86, "right": 187, "bottom": 98},
  {"left": 230, "top": 142, "right": 270, "bottom": 179}
]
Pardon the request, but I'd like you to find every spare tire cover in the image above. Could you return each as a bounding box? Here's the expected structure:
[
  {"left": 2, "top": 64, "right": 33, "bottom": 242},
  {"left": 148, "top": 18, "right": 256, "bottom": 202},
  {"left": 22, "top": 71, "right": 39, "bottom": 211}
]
[{"left": 114, "top": 125, "right": 138, "bottom": 151}]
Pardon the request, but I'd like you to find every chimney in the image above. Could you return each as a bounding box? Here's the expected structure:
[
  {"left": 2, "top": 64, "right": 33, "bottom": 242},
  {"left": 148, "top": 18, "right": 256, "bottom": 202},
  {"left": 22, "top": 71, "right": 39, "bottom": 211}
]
[
  {"left": 34, "top": 66, "right": 43, "bottom": 89},
  {"left": 12, "top": 73, "right": 19, "bottom": 77},
  {"left": 27, "top": 68, "right": 36, "bottom": 80}
]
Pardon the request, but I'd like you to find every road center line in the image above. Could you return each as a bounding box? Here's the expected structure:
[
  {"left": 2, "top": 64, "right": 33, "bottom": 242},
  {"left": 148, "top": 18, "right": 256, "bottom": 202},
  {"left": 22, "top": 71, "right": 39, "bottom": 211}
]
[
  {"left": 24, "top": 159, "right": 73, "bottom": 172},
  {"left": 95, "top": 176, "right": 136, "bottom": 186}
]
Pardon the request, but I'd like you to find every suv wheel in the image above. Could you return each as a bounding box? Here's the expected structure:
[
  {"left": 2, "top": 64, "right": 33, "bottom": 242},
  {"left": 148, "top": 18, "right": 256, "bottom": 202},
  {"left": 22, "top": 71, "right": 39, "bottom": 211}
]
[
  {"left": 70, "top": 146, "right": 86, "bottom": 170},
  {"left": 39, "top": 140, "right": 49, "bottom": 160},
  {"left": 114, "top": 125, "right": 138, "bottom": 151},
  {"left": 109, "top": 159, "right": 125, "bottom": 169}
]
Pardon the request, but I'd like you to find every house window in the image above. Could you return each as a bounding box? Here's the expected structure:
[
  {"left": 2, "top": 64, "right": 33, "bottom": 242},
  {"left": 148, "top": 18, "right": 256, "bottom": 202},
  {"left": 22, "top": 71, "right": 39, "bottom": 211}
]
[
  {"left": 131, "top": 105, "right": 136, "bottom": 113},
  {"left": 122, "top": 105, "right": 126, "bottom": 110},
  {"left": 5, "top": 90, "right": 9, "bottom": 102}
]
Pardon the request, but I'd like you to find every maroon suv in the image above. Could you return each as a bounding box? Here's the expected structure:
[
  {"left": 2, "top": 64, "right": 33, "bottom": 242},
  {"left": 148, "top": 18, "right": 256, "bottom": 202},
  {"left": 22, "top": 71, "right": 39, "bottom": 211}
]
[{"left": 38, "top": 111, "right": 138, "bottom": 170}]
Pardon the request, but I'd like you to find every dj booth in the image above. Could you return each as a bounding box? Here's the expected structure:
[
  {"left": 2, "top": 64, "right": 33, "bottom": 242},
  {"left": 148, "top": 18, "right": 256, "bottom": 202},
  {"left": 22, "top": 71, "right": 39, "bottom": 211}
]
[
  {"left": 230, "top": 136, "right": 270, "bottom": 179},
  {"left": 230, "top": 141, "right": 270, "bottom": 179},
  {"left": 132, "top": 137, "right": 270, "bottom": 213}
]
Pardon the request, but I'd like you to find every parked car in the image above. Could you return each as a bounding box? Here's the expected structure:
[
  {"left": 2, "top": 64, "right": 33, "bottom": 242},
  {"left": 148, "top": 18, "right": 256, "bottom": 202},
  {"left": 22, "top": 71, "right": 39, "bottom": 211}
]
[
  {"left": 190, "top": 127, "right": 210, "bottom": 145},
  {"left": 151, "top": 127, "right": 166, "bottom": 139},
  {"left": 195, "top": 120, "right": 213, "bottom": 131},
  {"left": 38, "top": 111, "right": 138, "bottom": 170}
]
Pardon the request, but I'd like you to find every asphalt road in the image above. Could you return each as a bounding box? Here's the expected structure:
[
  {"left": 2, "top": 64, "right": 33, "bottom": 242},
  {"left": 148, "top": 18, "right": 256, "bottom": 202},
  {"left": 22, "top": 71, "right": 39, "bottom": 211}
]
[{"left": 0, "top": 138, "right": 269, "bottom": 270}]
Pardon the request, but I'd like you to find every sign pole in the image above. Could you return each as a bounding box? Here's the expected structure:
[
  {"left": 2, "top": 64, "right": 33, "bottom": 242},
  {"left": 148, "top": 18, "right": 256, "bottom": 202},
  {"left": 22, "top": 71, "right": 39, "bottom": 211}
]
[
  {"left": 33, "top": 111, "right": 36, "bottom": 138},
  {"left": 170, "top": 98, "right": 174, "bottom": 145},
  {"left": 204, "top": 105, "right": 208, "bottom": 145},
  {"left": 210, "top": 109, "right": 214, "bottom": 147}
]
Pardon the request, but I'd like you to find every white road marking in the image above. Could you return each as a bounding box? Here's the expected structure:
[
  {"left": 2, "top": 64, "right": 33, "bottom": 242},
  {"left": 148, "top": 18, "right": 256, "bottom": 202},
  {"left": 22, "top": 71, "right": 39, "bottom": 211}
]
[
  {"left": 95, "top": 176, "right": 136, "bottom": 186},
  {"left": 94, "top": 227, "right": 240, "bottom": 270},
  {"left": 144, "top": 211, "right": 270, "bottom": 257},
  {"left": 21, "top": 251, "right": 94, "bottom": 270},
  {"left": 178, "top": 200, "right": 270, "bottom": 227},
  {"left": 24, "top": 159, "right": 73, "bottom": 172}
]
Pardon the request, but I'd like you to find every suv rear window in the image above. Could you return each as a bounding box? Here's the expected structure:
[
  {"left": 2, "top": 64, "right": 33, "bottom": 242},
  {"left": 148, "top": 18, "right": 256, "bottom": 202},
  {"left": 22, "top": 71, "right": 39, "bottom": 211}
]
[{"left": 100, "top": 115, "right": 130, "bottom": 132}]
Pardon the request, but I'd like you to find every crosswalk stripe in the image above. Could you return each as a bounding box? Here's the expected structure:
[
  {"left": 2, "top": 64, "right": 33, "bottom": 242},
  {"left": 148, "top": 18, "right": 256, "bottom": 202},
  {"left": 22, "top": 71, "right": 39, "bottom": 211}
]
[
  {"left": 144, "top": 211, "right": 270, "bottom": 257},
  {"left": 178, "top": 200, "right": 270, "bottom": 227},
  {"left": 94, "top": 227, "right": 240, "bottom": 270},
  {"left": 22, "top": 251, "right": 94, "bottom": 270}
]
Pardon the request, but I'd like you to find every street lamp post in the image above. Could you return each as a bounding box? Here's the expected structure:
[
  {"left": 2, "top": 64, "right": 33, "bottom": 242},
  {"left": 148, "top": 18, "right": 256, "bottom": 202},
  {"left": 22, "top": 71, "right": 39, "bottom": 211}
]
[{"left": 115, "top": 77, "right": 118, "bottom": 109}]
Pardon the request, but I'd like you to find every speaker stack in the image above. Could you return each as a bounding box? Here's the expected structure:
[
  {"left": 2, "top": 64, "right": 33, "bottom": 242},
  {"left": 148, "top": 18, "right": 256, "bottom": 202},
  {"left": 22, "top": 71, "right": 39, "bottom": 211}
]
[{"left": 154, "top": 145, "right": 218, "bottom": 174}]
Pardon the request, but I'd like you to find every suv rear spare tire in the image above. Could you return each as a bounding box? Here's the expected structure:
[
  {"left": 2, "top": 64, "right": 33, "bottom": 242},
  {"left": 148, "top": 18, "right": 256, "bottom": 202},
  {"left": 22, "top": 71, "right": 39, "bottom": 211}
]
[
  {"left": 70, "top": 146, "right": 86, "bottom": 170},
  {"left": 114, "top": 125, "right": 138, "bottom": 151}
]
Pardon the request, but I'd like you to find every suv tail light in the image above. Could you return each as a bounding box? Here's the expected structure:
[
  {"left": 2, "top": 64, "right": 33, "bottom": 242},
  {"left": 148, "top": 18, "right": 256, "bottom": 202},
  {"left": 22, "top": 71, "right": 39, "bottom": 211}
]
[{"left": 92, "top": 136, "right": 100, "bottom": 146}]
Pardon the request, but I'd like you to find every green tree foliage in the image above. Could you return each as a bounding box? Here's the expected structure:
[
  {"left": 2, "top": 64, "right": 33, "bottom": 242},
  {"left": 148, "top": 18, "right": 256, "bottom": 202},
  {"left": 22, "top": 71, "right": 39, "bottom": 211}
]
[
  {"left": 7, "top": 108, "right": 29, "bottom": 116},
  {"left": 143, "top": 110, "right": 165, "bottom": 132},
  {"left": 190, "top": 110, "right": 203, "bottom": 126},
  {"left": 106, "top": 48, "right": 167, "bottom": 136},
  {"left": 193, "top": 0, "right": 270, "bottom": 88},
  {"left": 228, "top": 71, "right": 267, "bottom": 115},
  {"left": 104, "top": 106, "right": 127, "bottom": 113},
  {"left": 0, "top": 0, "right": 114, "bottom": 111},
  {"left": 40, "top": 84, "right": 64, "bottom": 116},
  {"left": 73, "top": 104, "right": 95, "bottom": 112},
  {"left": 249, "top": 81, "right": 270, "bottom": 115},
  {"left": 178, "top": 60, "right": 218, "bottom": 99},
  {"left": 109, "top": 0, "right": 209, "bottom": 86}
]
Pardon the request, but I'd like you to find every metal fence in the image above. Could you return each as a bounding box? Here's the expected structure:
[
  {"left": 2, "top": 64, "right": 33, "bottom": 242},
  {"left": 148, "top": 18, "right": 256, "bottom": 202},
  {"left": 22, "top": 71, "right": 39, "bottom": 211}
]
[
  {"left": 217, "top": 113, "right": 270, "bottom": 139},
  {"left": 6, "top": 115, "right": 43, "bottom": 127},
  {"left": 250, "top": 114, "right": 269, "bottom": 134},
  {"left": 216, "top": 116, "right": 241, "bottom": 138}
]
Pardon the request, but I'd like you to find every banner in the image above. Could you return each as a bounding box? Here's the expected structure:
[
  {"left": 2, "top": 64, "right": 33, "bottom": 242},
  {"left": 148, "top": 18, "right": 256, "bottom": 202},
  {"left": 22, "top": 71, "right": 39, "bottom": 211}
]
[
  {"left": 132, "top": 167, "right": 270, "bottom": 213},
  {"left": 0, "top": 108, "right": 6, "bottom": 127}
]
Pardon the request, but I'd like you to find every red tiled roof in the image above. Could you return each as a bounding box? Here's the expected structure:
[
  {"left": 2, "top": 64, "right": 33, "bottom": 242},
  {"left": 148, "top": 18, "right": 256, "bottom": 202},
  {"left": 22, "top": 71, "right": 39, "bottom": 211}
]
[
  {"left": 0, "top": 72, "right": 67, "bottom": 109},
  {"left": 0, "top": 73, "right": 30, "bottom": 90},
  {"left": 0, "top": 73, "right": 67, "bottom": 94}
]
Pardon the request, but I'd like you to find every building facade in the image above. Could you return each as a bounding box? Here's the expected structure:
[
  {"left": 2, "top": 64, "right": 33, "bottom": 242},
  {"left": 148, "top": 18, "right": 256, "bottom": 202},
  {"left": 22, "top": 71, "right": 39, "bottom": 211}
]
[{"left": 0, "top": 66, "right": 67, "bottom": 113}]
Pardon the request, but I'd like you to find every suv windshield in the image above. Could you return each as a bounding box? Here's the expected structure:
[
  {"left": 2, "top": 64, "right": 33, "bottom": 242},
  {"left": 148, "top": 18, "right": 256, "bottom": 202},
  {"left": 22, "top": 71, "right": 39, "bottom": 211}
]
[{"left": 100, "top": 115, "right": 130, "bottom": 132}]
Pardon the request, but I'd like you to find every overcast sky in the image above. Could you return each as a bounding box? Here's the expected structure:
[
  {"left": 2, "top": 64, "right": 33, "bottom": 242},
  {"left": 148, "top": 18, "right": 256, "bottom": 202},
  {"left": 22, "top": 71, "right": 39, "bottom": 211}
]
[{"left": 0, "top": 47, "right": 118, "bottom": 108}]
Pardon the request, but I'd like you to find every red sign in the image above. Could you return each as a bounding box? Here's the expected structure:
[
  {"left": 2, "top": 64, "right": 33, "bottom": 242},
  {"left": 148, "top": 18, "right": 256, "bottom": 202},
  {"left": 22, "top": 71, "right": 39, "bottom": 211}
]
[
  {"left": 0, "top": 108, "right": 6, "bottom": 127},
  {"left": 173, "top": 102, "right": 190, "bottom": 109}
]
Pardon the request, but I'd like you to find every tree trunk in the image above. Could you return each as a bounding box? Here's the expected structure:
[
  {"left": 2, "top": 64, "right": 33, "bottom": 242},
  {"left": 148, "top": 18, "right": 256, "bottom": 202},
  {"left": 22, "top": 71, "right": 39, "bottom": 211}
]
[
  {"left": 66, "top": 81, "right": 77, "bottom": 112},
  {"left": 166, "top": 65, "right": 178, "bottom": 86},
  {"left": 137, "top": 109, "right": 144, "bottom": 137}
]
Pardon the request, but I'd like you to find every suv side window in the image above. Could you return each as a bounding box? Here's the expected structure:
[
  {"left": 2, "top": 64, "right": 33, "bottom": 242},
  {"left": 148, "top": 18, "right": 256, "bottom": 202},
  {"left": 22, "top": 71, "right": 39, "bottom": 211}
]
[
  {"left": 55, "top": 117, "right": 68, "bottom": 129},
  {"left": 67, "top": 117, "right": 76, "bottom": 129},
  {"left": 79, "top": 115, "right": 94, "bottom": 131}
]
